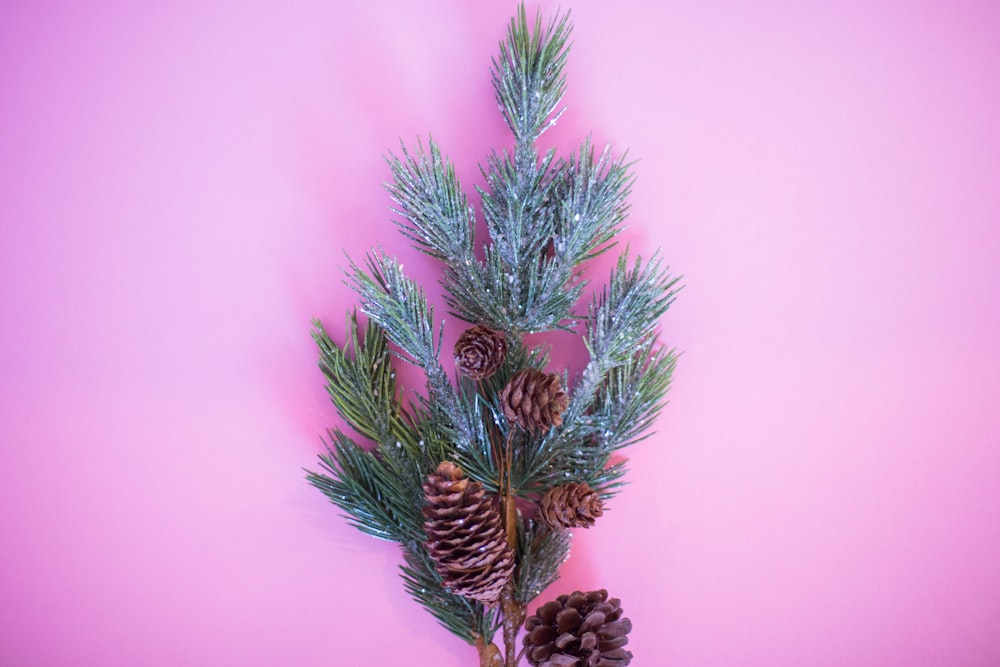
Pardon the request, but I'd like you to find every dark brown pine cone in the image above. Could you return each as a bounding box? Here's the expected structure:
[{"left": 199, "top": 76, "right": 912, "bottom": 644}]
[
  {"left": 454, "top": 325, "right": 507, "bottom": 380},
  {"left": 422, "top": 461, "right": 514, "bottom": 605},
  {"left": 523, "top": 589, "right": 633, "bottom": 667},
  {"left": 499, "top": 369, "right": 569, "bottom": 432},
  {"left": 539, "top": 482, "right": 604, "bottom": 529}
]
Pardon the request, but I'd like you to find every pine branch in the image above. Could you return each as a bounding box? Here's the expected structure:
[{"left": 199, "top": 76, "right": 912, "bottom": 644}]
[
  {"left": 594, "top": 341, "right": 678, "bottom": 453},
  {"left": 475, "top": 148, "right": 580, "bottom": 334},
  {"left": 347, "top": 250, "right": 442, "bottom": 369},
  {"left": 538, "top": 342, "right": 678, "bottom": 497},
  {"left": 553, "top": 139, "right": 634, "bottom": 265},
  {"left": 512, "top": 425, "right": 588, "bottom": 496},
  {"left": 306, "top": 430, "right": 423, "bottom": 543},
  {"left": 386, "top": 137, "right": 475, "bottom": 262},
  {"left": 310, "top": 5, "right": 679, "bottom": 663},
  {"left": 584, "top": 250, "right": 681, "bottom": 367},
  {"left": 510, "top": 255, "right": 680, "bottom": 494},
  {"left": 447, "top": 379, "right": 501, "bottom": 492},
  {"left": 480, "top": 148, "right": 558, "bottom": 272},
  {"left": 441, "top": 243, "right": 514, "bottom": 330},
  {"left": 491, "top": 5, "right": 572, "bottom": 145},
  {"left": 442, "top": 238, "right": 581, "bottom": 336},
  {"left": 312, "top": 314, "right": 405, "bottom": 446},
  {"left": 345, "top": 251, "right": 481, "bottom": 444}
]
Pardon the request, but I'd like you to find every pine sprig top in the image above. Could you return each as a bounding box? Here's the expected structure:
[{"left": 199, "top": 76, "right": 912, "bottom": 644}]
[
  {"left": 491, "top": 4, "right": 572, "bottom": 144},
  {"left": 307, "top": 5, "right": 678, "bottom": 662}
]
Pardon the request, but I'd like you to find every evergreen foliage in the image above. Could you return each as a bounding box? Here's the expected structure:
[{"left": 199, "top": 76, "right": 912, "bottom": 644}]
[{"left": 307, "top": 5, "right": 679, "bottom": 664}]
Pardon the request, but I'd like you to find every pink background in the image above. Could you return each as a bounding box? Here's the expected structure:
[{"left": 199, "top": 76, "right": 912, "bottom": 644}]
[{"left": 2, "top": 2, "right": 999, "bottom": 665}]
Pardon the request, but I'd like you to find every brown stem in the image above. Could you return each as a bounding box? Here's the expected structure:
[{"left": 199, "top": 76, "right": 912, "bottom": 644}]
[
  {"left": 498, "top": 429, "right": 525, "bottom": 666},
  {"left": 502, "top": 429, "right": 517, "bottom": 552},
  {"left": 501, "top": 583, "right": 526, "bottom": 667},
  {"left": 475, "top": 635, "right": 504, "bottom": 667}
]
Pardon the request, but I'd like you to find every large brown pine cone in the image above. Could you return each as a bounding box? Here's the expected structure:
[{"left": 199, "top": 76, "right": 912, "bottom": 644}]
[
  {"left": 499, "top": 369, "right": 569, "bottom": 432},
  {"left": 422, "top": 461, "right": 514, "bottom": 605},
  {"left": 454, "top": 325, "right": 506, "bottom": 380},
  {"left": 539, "top": 482, "right": 604, "bottom": 529},
  {"left": 523, "top": 589, "right": 633, "bottom": 667}
]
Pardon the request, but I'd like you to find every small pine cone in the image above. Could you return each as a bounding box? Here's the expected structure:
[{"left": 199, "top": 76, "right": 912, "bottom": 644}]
[
  {"left": 539, "top": 482, "right": 604, "bottom": 529},
  {"left": 499, "top": 369, "right": 569, "bottom": 432},
  {"left": 422, "top": 461, "right": 514, "bottom": 605},
  {"left": 454, "top": 325, "right": 507, "bottom": 380},
  {"left": 523, "top": 589, "right": 633, "bottom": 667}
]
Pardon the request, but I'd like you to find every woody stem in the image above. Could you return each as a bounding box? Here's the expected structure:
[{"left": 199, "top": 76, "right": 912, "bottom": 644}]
[
  {"left": 476, "top": 634, "right": 503, "bottom": 667},
  {"left": 499, "top": 429, "right": 525, "bottom": 667}
]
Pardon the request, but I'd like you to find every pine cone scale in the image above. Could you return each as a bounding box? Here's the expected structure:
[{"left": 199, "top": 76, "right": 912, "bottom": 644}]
[
  {"left": 599, "top": 636, "right": 628, "bottom": 650},
  {"left": 556, "top": 607, "right": 581, "bottom": 633},
  {"left": 579, "top": 610, "right": 606, "bottom": 633},
  {"left": 599, "top": 619, "right": 631, "bottom": 637},
  {"left": 529, "top": 626, "right": 558, "bottom": 646}
]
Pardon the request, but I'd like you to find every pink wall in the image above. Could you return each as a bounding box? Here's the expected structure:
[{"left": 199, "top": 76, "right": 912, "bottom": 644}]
[{"left": 2, "top": 2, "right": 999, "bottom": 665}]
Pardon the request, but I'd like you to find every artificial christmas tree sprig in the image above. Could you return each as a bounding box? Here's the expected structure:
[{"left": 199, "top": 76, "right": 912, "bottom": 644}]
[{"left": 307, "top": 5, "right": 680, "bottom": 666}]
